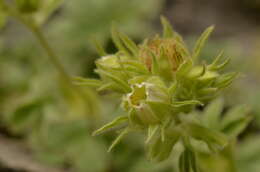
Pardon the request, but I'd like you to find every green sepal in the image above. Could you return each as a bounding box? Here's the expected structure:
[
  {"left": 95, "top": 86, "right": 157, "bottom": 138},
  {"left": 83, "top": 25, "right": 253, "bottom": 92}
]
[
  {"left": 214, "top": 72, "right": 238, "bottom": 89},
  {"left": 108, "top": 127, "right": 130, "bottom": 152},
  {"left": 111, "top": 25, "right": 131, "bottom": 56},
  {"left": 92, "top": 116, "right": 128, "bottom": 136},
  {"left": 192, "top": 26, "right": 214, "bottom": 61},
  {"left": 93, "top": 39, "right": 107, "bottom": 56},
  {"left": 160, "top": 15, "right": 174, "bottom": 38},
  {"left": 118, "top": 31, "right": 139, "bottom": 56},
  {"left": 95, "top": 69, "right": 131, "bottom": 93},
  {"left": 176, "top": 59, "right": 193, "bottom": 79},
  {"left": 173, "top": 100, "right": 203, "bottom": 107},
  {"left": 146, "top": 125, "right": 159, "bottom": 144},
  {"left": 73, "top": 77, "right": 103, "bottom": 88}
]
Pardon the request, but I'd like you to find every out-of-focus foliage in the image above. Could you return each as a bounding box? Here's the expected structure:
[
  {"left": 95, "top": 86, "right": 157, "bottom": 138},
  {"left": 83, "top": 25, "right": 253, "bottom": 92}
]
[{"left": 1, "top": 0, "right": 260, "bottom": 172}]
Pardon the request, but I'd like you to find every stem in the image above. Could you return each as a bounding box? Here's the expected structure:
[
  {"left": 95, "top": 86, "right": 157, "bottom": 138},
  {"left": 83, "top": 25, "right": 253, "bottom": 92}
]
[
  {"left": 29, "top": 25, "right": 72, "bottom": 83},
  {"left": 8, "top": 9, "right": 71, "bottom": 83}
]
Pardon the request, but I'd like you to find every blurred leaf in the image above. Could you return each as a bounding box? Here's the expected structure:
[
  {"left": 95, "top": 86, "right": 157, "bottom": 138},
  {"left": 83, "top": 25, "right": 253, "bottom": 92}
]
[
  {"left": 221, "top": 105, "right": 251, "bottom": 137},
  {"left": 202, "top": 98, "right": 224, "bottom": 130},
  {"left": 0, "top": 9, "right": 6, "bottom": 29},
  {"left": 35, "top": 0, "right": 64, "bottom": 25}
]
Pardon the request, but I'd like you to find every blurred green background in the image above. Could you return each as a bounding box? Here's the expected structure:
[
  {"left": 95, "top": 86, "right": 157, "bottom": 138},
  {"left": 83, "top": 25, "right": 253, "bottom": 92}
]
[{"left": 0, "top": 0, "right": 260, "bottom": 171}]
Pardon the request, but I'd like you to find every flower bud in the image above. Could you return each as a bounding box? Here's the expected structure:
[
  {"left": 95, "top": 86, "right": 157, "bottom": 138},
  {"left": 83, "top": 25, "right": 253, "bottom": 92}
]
[
  {"left": 139, "top": 38, "right": 185, "bottom": 80},
  {"left": 96, "top": 55, "right": 121, "bottom": 69}
]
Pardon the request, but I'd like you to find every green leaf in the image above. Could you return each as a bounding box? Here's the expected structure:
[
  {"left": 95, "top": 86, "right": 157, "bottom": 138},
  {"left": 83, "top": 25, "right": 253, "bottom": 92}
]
[
  {"left": 192, "top": 26, "right": 214, "bottom": 61},
  {"left": 173, "top": 100, "right": 203, "bottom": 107},
  {"left": 111, "top": 25, "right": 131, "bottom": 56},
  {"left": 214, "top": 72, "right": 238, "bottom": 89},
  {"left": 92, "top": 116, "right": 128, "bottom": 136},
  {"left": 121, "top": 60, "right": 148, "bottom": 74},
  {"left": 93, "top": 39, "right": 107, "bottom": 56},
  {"left": 95, "top": 69, "right": 131, "bottom": 93},
  {"left": 146, "top": 125, "right": 159, "bottom": 144},
  {"left": 73, "top": 77, "right": 103, "bottom": 88},
  {"left": 168, "top": 81, "right": 178, "bottom": 97},
  {"left": 221, "top": 105, "right": 251, "bottom": 137},
  {"left": 118, "top": 32, "right": 139, "bottom": 56},
  {"left": 202, "top": 98, "right": 224, "bottom": 130},
  {"left": 108, "top": 127, "right": 130, "bottom": 152},
  {"left": 198, "top": 87, "right": 218, "bottom": 96},
  {"left": 213, "top": 57, "right": 230, "bottom": 71},
  {"left": 150, "top": 50, "right": 160, "bottom": 74},
  {"left": 148, "top": 128, "right": 180, "bottom": 162},
  {"left": 160, "top": 16, "right": 174, "bottom": 38},
  {"left": 176, "top": 59, "right": 193, "bottom": 79},
  {"left": 222, "top": 116, "right": 252, "bottom": 137},
  {"left": 184, "top": 122, "right": 228, "bottom": 149},
  {"left": 208, "top": 51, "right": 230, "bottom": 71}
]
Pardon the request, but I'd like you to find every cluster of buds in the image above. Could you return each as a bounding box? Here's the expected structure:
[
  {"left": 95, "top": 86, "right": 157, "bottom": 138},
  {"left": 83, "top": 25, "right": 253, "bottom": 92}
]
[{"left": 75, "top": 17, "right": 238, "bottom": 171}]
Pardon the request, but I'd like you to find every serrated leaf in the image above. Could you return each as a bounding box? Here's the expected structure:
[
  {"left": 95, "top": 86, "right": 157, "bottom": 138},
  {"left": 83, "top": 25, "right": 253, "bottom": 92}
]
[
  {"left": 92, "top": 116, "right": 128, "bottom": 136},
  {"left": 108, "top": 127, "right": 130, "bottom": 152},
  {"left": 192, "top": 26, "right": 214, "bottom": 61},
  {"left": 202, "top": 98, "right": 224, "bottom": 130}
]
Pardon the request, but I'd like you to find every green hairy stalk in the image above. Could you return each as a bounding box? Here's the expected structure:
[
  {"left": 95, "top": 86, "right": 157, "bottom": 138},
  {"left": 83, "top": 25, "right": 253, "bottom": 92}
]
[{"left": 75, "top": 17, "right": 250, "bottom": 171}]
